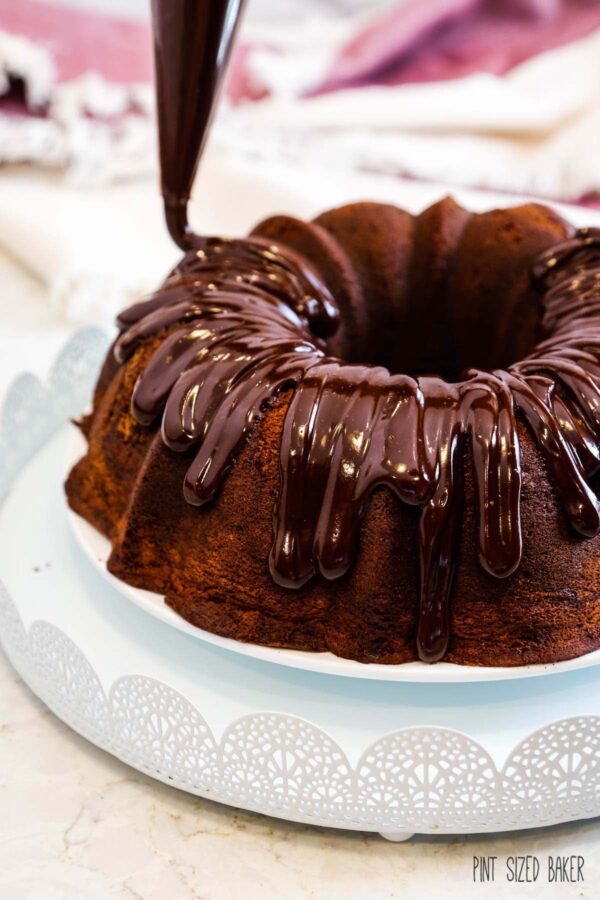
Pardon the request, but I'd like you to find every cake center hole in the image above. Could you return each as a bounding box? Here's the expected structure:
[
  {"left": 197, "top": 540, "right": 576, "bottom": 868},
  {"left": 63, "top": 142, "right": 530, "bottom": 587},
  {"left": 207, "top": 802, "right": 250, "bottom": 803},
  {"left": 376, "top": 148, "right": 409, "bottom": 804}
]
[{"left": 337, "top": 281, "right": 543, "bottom": 381}]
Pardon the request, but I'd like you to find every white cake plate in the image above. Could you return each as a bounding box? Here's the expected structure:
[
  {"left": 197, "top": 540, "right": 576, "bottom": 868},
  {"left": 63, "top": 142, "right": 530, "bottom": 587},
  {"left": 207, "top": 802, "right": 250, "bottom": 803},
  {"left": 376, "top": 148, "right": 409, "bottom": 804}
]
[{"left": 1, "top": 330, "right": 600, "bottom": 840}]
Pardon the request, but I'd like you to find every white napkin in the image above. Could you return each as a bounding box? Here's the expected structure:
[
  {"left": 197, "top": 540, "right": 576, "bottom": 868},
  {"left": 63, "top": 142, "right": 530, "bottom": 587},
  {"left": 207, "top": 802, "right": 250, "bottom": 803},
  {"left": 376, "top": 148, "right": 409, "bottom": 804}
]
[
  {"left": 0, "top": 153, "right": 321, "bottom": 329},
  {"left": 216, "top": 24, "right": 600, "bottom": 201}
]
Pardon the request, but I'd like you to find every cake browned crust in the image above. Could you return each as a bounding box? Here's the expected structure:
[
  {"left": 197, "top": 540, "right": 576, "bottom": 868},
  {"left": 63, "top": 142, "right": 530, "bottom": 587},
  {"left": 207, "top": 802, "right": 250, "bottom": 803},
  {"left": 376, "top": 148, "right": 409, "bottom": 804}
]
[{"left": 65, "top": 197, "right": 600, "bottom": 666}]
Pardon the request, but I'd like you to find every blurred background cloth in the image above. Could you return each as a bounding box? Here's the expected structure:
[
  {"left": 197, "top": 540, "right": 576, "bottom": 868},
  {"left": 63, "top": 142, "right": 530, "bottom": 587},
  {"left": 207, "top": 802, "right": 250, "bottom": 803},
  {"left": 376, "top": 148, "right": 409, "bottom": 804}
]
[
  {"left": 2, "top": 0, "right": 599, "bottom": 197},
  {"left": 0, "top": 0, "right": 599, "bottom": 341}
]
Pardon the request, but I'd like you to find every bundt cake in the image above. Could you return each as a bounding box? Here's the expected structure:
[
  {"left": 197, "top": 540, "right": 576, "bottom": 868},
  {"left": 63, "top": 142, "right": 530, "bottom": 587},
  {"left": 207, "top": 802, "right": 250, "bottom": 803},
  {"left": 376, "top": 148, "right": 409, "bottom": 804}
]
[{"left": 65, "top": 196, "right": 600, "bottom": 666}]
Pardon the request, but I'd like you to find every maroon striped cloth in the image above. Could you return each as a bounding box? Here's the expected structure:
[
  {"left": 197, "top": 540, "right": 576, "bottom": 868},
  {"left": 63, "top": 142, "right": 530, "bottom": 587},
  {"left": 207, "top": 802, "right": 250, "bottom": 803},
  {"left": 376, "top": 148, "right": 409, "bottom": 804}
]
[
  {"left": 1, "top": 0, "right": 598, "bottom": 203},
  {"left": 2, "top": 0, "right": 600, "bottom": 99},
  {"left": 320, "top": 0, "right": 600, "bottom": 92},
  {"left": 0, "top": 0, "right": 151, "bottom": 85}
]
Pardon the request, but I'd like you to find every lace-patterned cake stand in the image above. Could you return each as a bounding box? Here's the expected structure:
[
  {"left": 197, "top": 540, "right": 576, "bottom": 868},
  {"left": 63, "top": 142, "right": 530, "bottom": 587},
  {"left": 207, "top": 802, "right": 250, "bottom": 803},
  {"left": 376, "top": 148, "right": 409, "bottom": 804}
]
[{"left": 1, "top": 329, "right": 600, "bottom": 841}]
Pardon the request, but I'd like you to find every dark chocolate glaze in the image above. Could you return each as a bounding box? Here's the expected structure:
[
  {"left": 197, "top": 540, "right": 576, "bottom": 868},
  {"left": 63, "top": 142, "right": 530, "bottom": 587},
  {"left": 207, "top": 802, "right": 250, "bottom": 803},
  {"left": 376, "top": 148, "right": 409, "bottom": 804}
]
[
  {"left": 151, "top": 0, "right": 245, "bottom": 248},
  {"left": 114, "top": 227, "right": 600, "bottom": 662},
  {"left": 147, "top": 0, "right": 600, "bottom": 661}
]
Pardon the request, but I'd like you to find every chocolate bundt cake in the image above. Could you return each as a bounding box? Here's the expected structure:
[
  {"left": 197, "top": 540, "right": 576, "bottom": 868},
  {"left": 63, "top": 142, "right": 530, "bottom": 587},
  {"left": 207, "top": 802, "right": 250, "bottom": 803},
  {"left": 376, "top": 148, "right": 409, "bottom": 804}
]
[{"left": 66, "top": 197, "right": 600, "bottom": 666}]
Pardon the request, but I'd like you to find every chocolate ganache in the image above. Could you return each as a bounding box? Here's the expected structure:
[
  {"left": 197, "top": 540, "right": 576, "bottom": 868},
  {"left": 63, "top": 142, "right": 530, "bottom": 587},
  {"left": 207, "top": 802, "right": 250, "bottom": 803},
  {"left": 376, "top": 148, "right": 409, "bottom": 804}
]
[
  {"left": 132, "top": 1, "right": 600, "bottom": 662},
  {"left": 115, "top": 227, "right": 600, "bottom": 662},
  {"left": 152, "top": 0, "right": 246, "bottom": 248}
]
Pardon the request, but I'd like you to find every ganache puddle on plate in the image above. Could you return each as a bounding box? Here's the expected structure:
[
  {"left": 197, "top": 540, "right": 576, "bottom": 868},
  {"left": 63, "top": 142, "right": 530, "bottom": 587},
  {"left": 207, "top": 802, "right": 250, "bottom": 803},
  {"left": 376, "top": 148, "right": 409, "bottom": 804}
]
[{"left": 140, "top": 0, "right": 600, "bottom": 662}]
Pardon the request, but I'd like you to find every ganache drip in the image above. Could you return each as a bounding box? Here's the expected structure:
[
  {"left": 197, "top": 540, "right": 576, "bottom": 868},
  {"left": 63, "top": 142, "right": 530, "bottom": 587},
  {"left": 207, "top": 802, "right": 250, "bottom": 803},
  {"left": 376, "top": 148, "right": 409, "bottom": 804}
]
[{"left": 115, "top": 227, "right": 600, "bottom": 663}]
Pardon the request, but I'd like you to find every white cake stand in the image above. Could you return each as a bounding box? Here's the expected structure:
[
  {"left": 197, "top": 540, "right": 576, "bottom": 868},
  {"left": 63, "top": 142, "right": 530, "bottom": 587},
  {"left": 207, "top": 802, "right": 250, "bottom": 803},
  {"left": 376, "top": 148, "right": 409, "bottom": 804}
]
[{"left": 0, "top": 328, "right": 600, "bottom": 840}]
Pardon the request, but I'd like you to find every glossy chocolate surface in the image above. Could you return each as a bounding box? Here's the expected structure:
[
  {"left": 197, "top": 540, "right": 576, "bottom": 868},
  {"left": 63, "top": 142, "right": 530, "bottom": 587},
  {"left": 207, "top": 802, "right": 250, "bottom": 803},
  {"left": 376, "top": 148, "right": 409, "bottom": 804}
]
[
  {"left": 151, "top": 0, "right": 245, "bottom": 248},
  {"left": 147, "top": 0, "right": 600, "bottom": 661},
  {"left": 115, "top": 229, "right": 600, "bottom": 662}
]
